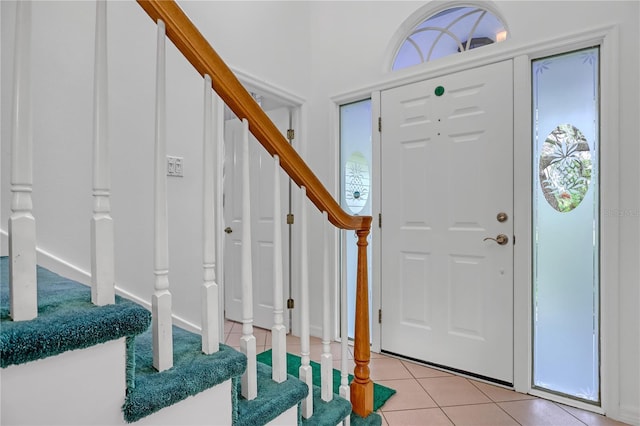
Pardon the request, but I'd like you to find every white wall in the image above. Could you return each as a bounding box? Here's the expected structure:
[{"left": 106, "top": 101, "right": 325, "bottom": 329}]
[
  {"left": 1, "top": 1, "right": 637, "bottom": 423},
  {"left": 1, "top": 0, "right": 310, "bottom": 330},
  {"left": 177, "top": 1, "right": 310, "bottom": 98}
]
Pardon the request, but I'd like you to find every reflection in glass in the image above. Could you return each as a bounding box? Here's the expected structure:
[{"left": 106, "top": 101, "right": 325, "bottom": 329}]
[
  {"left": 532, "top": 47, "right": 600, "bottom": 403},
  {"left": 393, "top": 6, "right": 508, "bottom": 71}
]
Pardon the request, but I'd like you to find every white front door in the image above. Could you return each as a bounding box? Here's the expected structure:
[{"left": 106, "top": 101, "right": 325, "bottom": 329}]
[
  {"left": 224, "top": 107, "right": 290, "bottom": 330},
  {"left": 380, "top": 60, "right": 514, "bottom": 384}
]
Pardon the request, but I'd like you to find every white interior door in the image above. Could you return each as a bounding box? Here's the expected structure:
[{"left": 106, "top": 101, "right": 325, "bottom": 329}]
[
  {"left": 380, "top": 61, "right": 514, "bottom": 384},
  {"left": 224, "top": 107, "right": 290, "bottom": 330}
]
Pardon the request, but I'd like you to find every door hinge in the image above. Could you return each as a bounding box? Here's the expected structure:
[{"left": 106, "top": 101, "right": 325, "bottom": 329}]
[
  {"left": 378, "top": 309, "right": 382, "bottom": 324},
  {"left": 513, "top": 234, "right": 516, "bottom": 245},
  {"left": 287, "top": 298, "right": 295, "bottom": 309},
  {"left": 378, "top": 117, "right": 382, "bottom": 132},
  {"left": 287, "top": 128, "right": 295, "bottom": 141},
  {"left": 287, "top": 213, "right": 294, "bottom": 225},
  {"left": 378, "top": 213, "right": 382, "bottom": 228}
]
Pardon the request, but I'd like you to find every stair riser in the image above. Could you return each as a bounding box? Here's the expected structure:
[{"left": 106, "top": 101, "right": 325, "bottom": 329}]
[
  {"left": 134, "top": 381, "right": 232, "bottom": 425},
  {"left": 265, "top": 406, "right": 298, "bottom": 425},
  {"left": 1, "top": 336, "right": 236, "bottom": 426},
  {"left": 1, "top": 339, "right": 127, "bottom": 426}
]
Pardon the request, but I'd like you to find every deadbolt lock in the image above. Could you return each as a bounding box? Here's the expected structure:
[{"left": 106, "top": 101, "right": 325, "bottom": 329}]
[{"left": 497, "top": 212, "right": 508, "bottom": 222}]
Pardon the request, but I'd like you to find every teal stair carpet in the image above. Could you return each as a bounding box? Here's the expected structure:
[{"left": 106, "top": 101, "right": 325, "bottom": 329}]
[
  {"left": 124, "top": 325, "right": 246, "bottom": 422},
  {"left": 300, "top": 385, "right": 352, "bottom": 426},
  {"left": 257, "top": 349, "right": 394, "bottom": 425},
  {"left": 0, "top": 257, "right": 150, "bottom": 368},
  {"left": 233, "top": 361, "right": 309, "bottom": 425}
]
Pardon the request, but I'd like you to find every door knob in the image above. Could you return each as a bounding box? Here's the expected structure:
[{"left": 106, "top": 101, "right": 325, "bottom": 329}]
[
  {"left": 483, "top": 234, "right": 509, "bottom": 245},
  {"left": 224, "top": 227, "right": 233, "bottom": 234}
]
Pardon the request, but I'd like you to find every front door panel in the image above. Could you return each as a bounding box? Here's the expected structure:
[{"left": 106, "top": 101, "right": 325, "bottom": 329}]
[{"left": 380, "top": 61, "right": 514, "bottom": 383}]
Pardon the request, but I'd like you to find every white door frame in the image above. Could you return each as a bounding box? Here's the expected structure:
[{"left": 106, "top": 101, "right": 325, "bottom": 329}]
[
  {"left": 331, "top": 23, "right": 620, "bottom": 417},
  {"left": 216, "top": 68, "right": 305, "bottom": 335}
]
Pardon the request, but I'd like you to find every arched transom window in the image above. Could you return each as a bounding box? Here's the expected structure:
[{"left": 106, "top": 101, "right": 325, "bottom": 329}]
[{"left": 392, "top": 6, "right": 508, "bottom": 71}]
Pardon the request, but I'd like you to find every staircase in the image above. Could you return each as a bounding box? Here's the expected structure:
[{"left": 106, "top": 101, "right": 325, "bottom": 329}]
[
  {"left": 1, "top": 0, "right": 379, "bottom": 425},
  {"left": 1, "top": 258, "right": 358, "bottom": 425},
  {"left": 0, "top": 257, "right": 300, "bottom": 425}
]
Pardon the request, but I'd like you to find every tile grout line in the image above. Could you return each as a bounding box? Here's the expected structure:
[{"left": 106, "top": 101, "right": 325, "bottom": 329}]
[
  {"left": 466, "top": 378, "right": 528, "bottom": 426},
  {"left": 553, "top": 401, "right": 591, "bottom": 426},
  {"left": 409, "top": 367, "right": 456, "bottom": 425},
  {"left": 224, "top": 320, "right": 608, "bottom": 426}
]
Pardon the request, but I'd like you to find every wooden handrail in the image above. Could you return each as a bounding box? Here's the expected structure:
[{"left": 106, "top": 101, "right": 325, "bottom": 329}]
[
  {"left": 136, "top": 0, "right": 373, "bottom": 417},
  {"left": 136, "top": 0, "right": 371, "bottom": 233}
]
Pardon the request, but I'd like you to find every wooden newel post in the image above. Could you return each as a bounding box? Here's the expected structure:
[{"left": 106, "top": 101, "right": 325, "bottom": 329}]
[{"left": 350, "top": 228, "right": 373, "bottom": 417}]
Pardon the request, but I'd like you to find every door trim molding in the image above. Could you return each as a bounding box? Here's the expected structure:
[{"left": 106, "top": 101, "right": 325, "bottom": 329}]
[
  {"left": 512, "top": 54, "right": 531, "bottom": 395},
  {"left": 371, "top": 91, "right": 382, "bottom": 353},
  {"left": 334, "top": 24, "right": 618, "bottom": 98},
  {"left": 231, "top": 67, "right": 305, "bottom": 107},
  {"left": 597, "top": 24, "right": 621, "bottom": 421},
  {"left": 380, "top": 0, "right": 512, "bottom": 74}
]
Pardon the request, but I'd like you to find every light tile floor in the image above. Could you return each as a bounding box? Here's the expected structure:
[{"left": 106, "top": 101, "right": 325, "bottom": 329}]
[{"left": 224, "top": 320, "right": 629, "bottom": 426}]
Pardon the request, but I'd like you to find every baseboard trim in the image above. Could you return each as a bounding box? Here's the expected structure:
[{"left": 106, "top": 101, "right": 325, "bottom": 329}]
[
  {"left": 617, "top": 405, "right": 640, "bottom": 426},
  {"left": 0, "top": 231, "right": 203, "bottom": 335}
]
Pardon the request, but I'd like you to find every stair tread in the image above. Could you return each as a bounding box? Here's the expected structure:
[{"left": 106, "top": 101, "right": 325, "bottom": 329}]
[
  {"left": 0, "top": 257, "right": 151, "bottom": 368},
  {"left": 300, "top": 385, "right": 352, "bottom": 426},
  {"left": 351, "top": 411, "right": 383, "bottom": 426},
  {"left": 234, "top": 361, "right": 309, "bottom": 426},
  {"left": 124, "top": 325, "right": 246, "bottom": 423}
]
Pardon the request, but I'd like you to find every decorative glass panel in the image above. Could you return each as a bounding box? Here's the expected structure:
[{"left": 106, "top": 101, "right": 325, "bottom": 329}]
[
  {"left": 539, "top": 124, "right": 592, "bottom": 212},
  {"left": 532, "top": 47, "right": 600, "bottom": 403},
  {"left": 392, "top": 6, "right": 508, "bottom": 71},
  {"left": 344, "top": 152, "right": 370, "bottom": 214},
  {"left": 340, "top": 99, "right": 372, "bottom": 339}
]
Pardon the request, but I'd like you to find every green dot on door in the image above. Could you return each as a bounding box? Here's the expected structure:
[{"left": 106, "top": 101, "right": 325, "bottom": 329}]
[{"left": 435, "top": 86, "right": 445, "bottom": 96}]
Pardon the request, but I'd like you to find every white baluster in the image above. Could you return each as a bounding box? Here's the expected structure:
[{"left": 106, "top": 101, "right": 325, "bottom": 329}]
[
  {"left": 201, "top": 74, "right": 219, "bottom": 354},
  {"left": 9, "top": 0, "right": 37, "bottom": 322},
  {"left": 91, "top": 0, "right": 115, "bottom": 307},
  {"left": 214, "top": 92, "right": 225, "bottom": 341},
  {"left": 321, "top": 211, "right": 333, "bottom": 402},
  {"left": 272, "top": 155, "right": 287, "bottom": 383},
  {"left": 340, "top": 230, "right": 351, "bottom": 426},
  {"left": 240, "top": 118, "right": 257, "bottom": 400},
  {"left": 152, "top": 19, "right": 173, "bottom": 372},
  {"left": 299, "top": 187, "right": 313, "bottom": 418}
]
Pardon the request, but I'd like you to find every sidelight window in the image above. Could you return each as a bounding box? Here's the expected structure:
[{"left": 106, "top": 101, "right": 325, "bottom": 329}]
[
  {"left": 532, "top": 47, "right": 600, "bottom": 403},
  {"left": 340, "top": 99, "right": 373, "bottom": 339}
]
